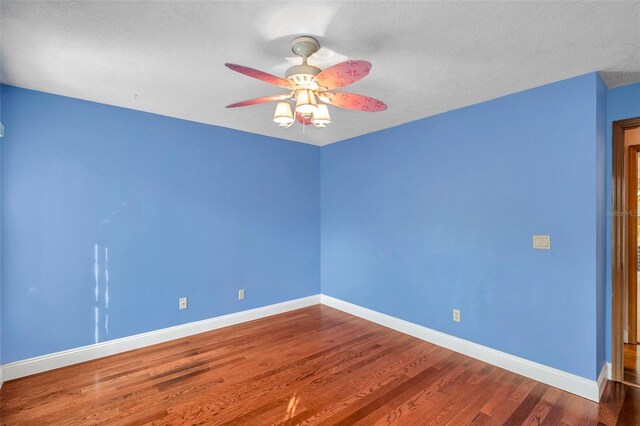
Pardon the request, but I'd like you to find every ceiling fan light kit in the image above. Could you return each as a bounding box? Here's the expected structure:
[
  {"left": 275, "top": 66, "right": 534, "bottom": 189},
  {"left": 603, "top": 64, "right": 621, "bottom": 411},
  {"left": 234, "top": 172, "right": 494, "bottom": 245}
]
[
  {"left": 314, "top": 104, "right": 331, "bottom": 126},
  {"left": 226, "top": 36, "right": 386, "bottom": 130},
  {"left": 295, "top": 89, "right": 318, "bottom": 115},
  {"left": 273, "top": 102, "right": 295, "bottom": 127}
]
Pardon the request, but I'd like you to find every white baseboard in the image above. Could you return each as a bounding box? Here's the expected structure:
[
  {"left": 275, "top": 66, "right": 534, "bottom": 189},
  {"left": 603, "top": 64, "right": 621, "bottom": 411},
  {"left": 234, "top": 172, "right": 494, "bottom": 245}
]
[
  {"left": 2, "top": 295, "right": 321, "bottom": 381},
  {"left": 2, "top": 293, "right": 609, "bottom": 403},
  {"left": 597, "top": 362, "right": 611, "bottom": 399},
  {"left": 321, "top": 294, "right": 603, "bottom": 402}
]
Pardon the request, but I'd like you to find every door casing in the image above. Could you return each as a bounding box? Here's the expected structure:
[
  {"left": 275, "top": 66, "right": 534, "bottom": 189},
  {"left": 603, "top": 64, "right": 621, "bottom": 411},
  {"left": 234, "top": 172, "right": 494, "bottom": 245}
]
[{"left": 612, "top": 117, "right": 640, "bottom": 383}]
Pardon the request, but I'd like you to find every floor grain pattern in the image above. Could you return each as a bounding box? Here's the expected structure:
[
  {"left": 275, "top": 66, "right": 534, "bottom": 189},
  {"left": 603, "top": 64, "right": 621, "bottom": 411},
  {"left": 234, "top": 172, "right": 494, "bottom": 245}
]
[{"left": 1, "top": 305, "right": 639, "bottom": 425}]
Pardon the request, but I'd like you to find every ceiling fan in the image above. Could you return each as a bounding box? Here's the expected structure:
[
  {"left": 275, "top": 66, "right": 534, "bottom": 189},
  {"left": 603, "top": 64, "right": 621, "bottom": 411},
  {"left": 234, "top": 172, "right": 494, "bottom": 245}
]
[{"left": 225, "top": 36, "right": 387, "bottom": 129}]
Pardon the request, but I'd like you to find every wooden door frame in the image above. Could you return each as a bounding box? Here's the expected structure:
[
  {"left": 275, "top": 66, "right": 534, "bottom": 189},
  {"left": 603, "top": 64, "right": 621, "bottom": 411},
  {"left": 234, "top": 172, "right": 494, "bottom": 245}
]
[
  {"left": 612, "top": 117, "right": 640, "bottom": 382},
  {"left": 627, "top": 144, "right": 639, "bottom": 345}
]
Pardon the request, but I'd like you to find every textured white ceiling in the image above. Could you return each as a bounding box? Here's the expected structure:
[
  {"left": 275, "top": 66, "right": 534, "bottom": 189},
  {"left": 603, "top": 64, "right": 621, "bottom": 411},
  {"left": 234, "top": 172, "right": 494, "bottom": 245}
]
[{"left": 2, "top": 1, "right": 639, "bottom": 146}]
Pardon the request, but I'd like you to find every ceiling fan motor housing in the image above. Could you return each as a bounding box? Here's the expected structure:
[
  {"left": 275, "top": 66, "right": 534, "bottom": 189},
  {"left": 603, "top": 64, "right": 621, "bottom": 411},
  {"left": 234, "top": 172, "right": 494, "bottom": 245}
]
[{"left": 285, "top": 64, "right": 321, "bottom": 89}]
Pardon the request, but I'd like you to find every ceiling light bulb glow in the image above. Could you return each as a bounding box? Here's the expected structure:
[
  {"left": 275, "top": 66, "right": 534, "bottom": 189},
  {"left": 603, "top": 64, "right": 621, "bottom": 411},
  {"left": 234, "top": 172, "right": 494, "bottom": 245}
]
[
  {"left": 295, "top": 89, "right": 318, "bottom": 115},
  {"left": 313, "top": 104, "right": 331, "bottom": 125},
  {"left": 273, "top": 102, "right": 294, "bottom": 124}
]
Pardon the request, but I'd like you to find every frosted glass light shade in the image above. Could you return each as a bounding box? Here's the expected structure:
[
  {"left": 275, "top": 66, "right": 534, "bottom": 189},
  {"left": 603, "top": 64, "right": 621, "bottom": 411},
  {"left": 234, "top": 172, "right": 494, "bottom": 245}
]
[
  {"left": 295, "top": 89, "right": 317, "bottom": 114},
  {"left": 273, "top": 102, "right": 294, "bottom": 124},
  {"left": 314, "top": 104, "right": 331, "bottom": 125}
]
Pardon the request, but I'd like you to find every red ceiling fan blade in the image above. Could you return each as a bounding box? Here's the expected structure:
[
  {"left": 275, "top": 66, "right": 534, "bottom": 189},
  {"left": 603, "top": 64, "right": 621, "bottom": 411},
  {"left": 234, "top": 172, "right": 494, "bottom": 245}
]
[
  {"left": 313, "top": 60, "right": 371, "bottom": 90},
  {"left": 226, "top": 94, "right": 290, "bottom": 108},
  {"left": 225, "top": 63, "right": 291, "bottom": 88},
  {"left": 321, "top": 92, "right": 387, "bottom": 112},
  {"left": 296, "top": 112, "right": 314, "bottom": 125}
]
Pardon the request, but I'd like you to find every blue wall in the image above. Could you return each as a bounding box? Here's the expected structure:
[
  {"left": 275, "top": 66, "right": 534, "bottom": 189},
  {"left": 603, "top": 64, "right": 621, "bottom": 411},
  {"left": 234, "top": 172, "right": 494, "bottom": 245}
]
[
  {"left": 321, "top": 73, "right": 603, "bottom": 380},
  {"left": 0, "top": 85, "right": 320, "bottom": 364},
  {"left": 0, "top": 75, "right": 621, "bottom": 381},
  {"left": 605, "top": 82, "right": 640, "bottom": 363}
]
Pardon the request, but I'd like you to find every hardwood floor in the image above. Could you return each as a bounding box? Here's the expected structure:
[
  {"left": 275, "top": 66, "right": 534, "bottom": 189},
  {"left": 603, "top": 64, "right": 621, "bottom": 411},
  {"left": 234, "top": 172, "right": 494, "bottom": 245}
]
[
  {"left": 1, "top": 305, "right": 639, "bottom": 425},
  {"left": 624, "top": 343, "right": 640, "bottom": 385}
]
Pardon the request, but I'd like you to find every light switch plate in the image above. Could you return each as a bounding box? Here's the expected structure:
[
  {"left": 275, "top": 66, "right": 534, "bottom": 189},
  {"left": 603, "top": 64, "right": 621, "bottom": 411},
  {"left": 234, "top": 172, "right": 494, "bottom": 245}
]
[{"left": 533, "top": 235, "right": 551, "bottom": 250}]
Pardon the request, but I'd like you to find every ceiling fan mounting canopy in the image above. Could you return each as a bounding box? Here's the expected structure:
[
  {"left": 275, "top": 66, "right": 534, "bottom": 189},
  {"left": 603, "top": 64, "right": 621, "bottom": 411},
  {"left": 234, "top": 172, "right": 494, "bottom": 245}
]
[{"left": 291, "top": 36, "right": 320, "bottom": 60}]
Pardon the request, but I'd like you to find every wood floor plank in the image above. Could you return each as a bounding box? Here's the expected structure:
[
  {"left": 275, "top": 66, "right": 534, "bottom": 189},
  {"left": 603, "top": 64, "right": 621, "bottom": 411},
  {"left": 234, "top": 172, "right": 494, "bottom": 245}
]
[
  {"left": 444, "top": 369, "right": 512, "bottom": 425},
  {"left": 0, "top": 305, "right": 636, "bottom": 425},
  {"left": 616, "top": 385, "right": 640, "bottom": 426},
  {"left": 597, "top": 381, "right": 628, "bottom": 425}
]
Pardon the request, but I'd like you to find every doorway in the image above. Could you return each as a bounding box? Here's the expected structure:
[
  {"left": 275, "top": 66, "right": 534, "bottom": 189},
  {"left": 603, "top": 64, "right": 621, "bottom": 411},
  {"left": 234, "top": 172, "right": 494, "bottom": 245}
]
[{"left": 612, "top": 117, "right": 640, "bottom": 386}]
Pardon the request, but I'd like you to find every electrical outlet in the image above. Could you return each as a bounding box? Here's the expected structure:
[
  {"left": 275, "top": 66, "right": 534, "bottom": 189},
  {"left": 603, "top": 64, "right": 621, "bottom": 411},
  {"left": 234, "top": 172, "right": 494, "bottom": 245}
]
[
  {"left": 238, "top": 289, "right": 245, "bottom": 300},
  {"left": 179, "top": 297, "right": 187, "bottom": 310},
  {"left": 453, "top": 309, "right": 461, "bottom": 322}
]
